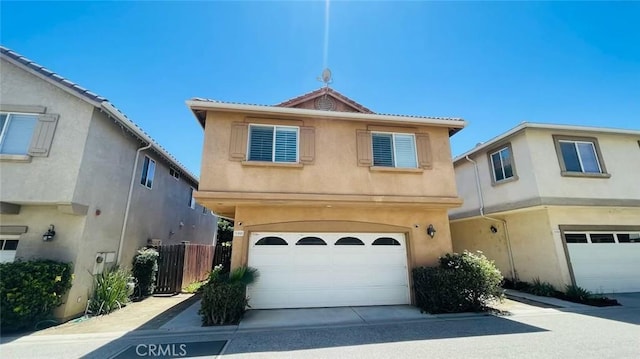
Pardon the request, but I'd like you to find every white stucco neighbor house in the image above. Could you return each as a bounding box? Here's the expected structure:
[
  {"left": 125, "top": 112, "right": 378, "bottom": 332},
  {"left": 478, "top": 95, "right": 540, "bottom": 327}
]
[
  {"left": 449, "top": 122, "right": 640, "bottom": 294},
  {"left": 0, "top": 46, "right": 217, "bottom": 320}
]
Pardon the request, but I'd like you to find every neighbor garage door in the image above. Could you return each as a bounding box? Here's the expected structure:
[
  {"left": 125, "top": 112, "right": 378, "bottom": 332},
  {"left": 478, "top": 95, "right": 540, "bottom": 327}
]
[
  {"left": 246, "top": 232, "right": 410, "bottom": 309},
  {"left": 565, "top": 230, "right": 640, "bottom": 293}
]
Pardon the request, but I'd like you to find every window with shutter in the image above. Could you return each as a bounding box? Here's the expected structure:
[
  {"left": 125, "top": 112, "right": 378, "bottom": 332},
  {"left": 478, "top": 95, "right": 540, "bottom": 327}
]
[
  {"left": 248, "top": 125, "right": 299, "bottom": 163},
  {"left": 372, "top": 132, "right": 417, "bottom": 168},
  {"left": 0, "top": 113, "right": 38, "bottom": 155}
]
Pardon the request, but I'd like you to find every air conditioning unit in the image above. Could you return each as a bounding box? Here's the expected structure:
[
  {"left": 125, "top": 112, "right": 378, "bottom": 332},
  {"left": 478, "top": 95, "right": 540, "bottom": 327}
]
[{"left": 147, "top": 238, "right": 162, "bottom": 247}]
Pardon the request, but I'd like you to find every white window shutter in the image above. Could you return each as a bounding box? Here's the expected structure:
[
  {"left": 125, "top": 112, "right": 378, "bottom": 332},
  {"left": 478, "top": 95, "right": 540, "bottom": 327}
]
[{"left": 28, "top": 113, "right": 58, "bottom": 157}]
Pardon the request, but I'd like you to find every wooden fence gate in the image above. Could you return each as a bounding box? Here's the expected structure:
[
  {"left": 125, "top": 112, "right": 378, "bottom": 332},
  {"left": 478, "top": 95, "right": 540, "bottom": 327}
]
[
  {"left": 212, "top": 243, "right": 232, "bottom": 274},
  {"left": 155, "top": 243, "right": 214, "bottom": 294}
]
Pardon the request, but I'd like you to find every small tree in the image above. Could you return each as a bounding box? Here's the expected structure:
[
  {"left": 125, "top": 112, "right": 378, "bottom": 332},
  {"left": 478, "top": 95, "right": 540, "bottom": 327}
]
[
  {"left": 217, "top": 219, "right": 234, "bottom": 243},
  {"left": 132, "top": 248, "right": 159, "bottom": 298}
]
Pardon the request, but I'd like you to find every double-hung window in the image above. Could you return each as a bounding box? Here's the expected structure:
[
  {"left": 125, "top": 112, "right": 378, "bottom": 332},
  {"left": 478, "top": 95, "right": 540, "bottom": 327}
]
[
  {"left": 0, "top": 113, "right": 38, "bottom": 155},
  {"left": 140, "top": 156, "right": 156, "bottom": 189},
  {"left": 489, "top": 146, "right": 514, "bottom": 182},
  {"left": 558, "top": 140, "right": 602, "bottom": 173},
  {"left": 372, "top": 133, "right": 417, "bottom": 168},
  {"left": 248, "top": 125, "right": 299, "bottom": 163}
]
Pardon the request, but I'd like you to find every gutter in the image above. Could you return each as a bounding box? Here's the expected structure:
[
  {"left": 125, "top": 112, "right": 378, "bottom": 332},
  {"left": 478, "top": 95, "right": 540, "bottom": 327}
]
[
  {"left": 465, "top": 155, "right": 517, "bottom": 280},
  {"left": 117, "top": 142, "right": 152, "bottom": 264}
]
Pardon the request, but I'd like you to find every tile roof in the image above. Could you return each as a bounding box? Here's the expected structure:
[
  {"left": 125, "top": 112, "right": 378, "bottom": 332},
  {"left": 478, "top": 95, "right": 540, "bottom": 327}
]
[{"left": 0, "top": 46, "right": 199, "bottom": 184}]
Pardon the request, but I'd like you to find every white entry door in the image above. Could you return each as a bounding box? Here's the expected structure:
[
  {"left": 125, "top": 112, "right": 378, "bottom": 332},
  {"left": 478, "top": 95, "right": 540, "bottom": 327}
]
[{"left": 247, "top": 232, "right": 410, "bottom": 309}]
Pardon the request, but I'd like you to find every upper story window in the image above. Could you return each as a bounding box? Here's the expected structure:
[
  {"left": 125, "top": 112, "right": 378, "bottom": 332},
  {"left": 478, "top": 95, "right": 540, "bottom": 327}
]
[
  {"left": 553, "top": 135, "right": 608, "bottom": 177},
  {"left": 189, "top": 187, "right": 196, "bottom": 209},
  {"left": 140, "top": 156, "right": 156, "bottom": 189},
  {"left": 169, "top": 167, "right": 180, "bottom": 180},
  {"left": 248, "top": 125, "right": 299, "bottom": 163},
  {"left": 0, "top": 113, "right": 38, "bottom": 155},
  {"left": 489, "top": 145, "right": 515, "bottom": 183},
  {"left": 372, "top": 133, "right": 417, "bottom": 168}
]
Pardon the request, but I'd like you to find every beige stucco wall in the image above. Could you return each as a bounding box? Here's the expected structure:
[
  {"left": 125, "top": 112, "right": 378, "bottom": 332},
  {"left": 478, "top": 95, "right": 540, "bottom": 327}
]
[
  {"left": 451, "top": 208, "right": 570, "bottom": 289},
  {"left": 526, "top": 128, "right": 640, "bottom": 200},
  {"left": 0, "top": 59, "right": 93, "bottom": 204},
  {"left": 230, "top": 205, "right": 453, "bottom": 275},
  {"left": 450, "top": 132, "right": 540, "bottom": 216},
  {"left": 199, "top": 111, "right": 458, "bottom": 199}
]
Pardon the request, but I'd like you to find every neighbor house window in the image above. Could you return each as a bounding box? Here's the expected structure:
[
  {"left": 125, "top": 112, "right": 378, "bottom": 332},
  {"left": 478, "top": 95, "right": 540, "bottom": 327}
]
[
  {"left": 372, "top": 133, "right": 417, "bottom": 168},
  {"left": 140, "top": 156, "right": 155, "bottom": 188},
  {"left": 189, "top": 188, "right": 195, "bottom": 209},
  {"left": 0, "top": 237, "right": 19, "bottom": 263},
  {"left": 0, "top": 113, "right": 38, "bottom": 155},
  {"left": 248, "top": 125, "right": 299, "bottom": 163},
  {"left": 169, "top": 168, "right": 180, "bottom": 180},
  {"left": 553, "top": 135, "right": 607, "bottom": 176},
  {"left": 489, "top": 145, "right": 515, "bottom": 183}
]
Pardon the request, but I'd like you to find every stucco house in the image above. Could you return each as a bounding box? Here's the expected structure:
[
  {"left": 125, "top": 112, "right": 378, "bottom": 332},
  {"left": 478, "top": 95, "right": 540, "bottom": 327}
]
[
  {"left": 450, "top": 122, "right": 640, "bottom": 294},
  {"left": 0, "top": 46, "right": 217, "bottom": 320},
  {"left": 188, "top": 86, "right": 466, "bottom": 309}
]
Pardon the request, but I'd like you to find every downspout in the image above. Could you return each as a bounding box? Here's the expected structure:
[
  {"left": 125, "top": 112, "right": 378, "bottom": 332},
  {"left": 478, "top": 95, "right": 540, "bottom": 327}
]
[
  {"left": 117, "top": 142, "right": 152, "bottom": 264},
  {"left": 465, "top": 155, "right": 517, "bottom": 280}
]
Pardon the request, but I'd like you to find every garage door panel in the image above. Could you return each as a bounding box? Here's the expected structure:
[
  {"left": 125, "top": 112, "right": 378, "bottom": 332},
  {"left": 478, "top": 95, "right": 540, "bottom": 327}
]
[
  {"left": 248, "top": 232, "right": 410, "bottom": 309},
  {"left": 567, "top": 242, "right": 640, "bottom": 293}
]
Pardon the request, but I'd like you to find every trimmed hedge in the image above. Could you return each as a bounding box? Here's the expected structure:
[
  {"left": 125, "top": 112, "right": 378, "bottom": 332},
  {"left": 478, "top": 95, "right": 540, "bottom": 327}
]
[
  {"left": 199, "top": 266, "right": 258, "bottom": 326},
  {"left": 0, "top": 260, "right": 73, "bottom": 332},
  {"left": 132, "top": 248, "right": 159, "bottom": 298},
  {"left": 413, "top": 251, "right": 504, "bottom": 313}
]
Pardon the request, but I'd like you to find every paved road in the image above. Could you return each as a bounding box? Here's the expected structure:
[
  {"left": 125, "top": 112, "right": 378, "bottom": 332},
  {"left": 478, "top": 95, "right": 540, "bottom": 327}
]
[{"left": 2, "top": 304, "right": 639, "bottom": 359}]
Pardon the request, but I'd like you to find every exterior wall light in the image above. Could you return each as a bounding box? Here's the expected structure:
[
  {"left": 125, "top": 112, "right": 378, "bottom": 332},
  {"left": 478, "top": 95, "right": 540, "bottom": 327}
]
[
  {"left": 43, "top": 224, "right": 56, "bottom": 241},
  {"left": 426, "top": 224, "right": 436, "bottom": 238}
]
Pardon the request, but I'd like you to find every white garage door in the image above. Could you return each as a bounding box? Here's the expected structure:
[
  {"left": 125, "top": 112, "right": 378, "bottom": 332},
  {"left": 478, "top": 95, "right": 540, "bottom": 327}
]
[
  {"left": 247, "top": 232, "right": 410, "bottom": 309},
  {"left": 565, "top": 231, "right": 640, "bottom": 293}
]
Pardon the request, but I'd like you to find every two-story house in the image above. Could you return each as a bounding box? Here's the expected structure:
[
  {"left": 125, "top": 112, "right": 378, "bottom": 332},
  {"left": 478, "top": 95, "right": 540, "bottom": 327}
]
[
  {"left": 450, "top": 122, "right": 640, "bottom": 294},
  {"left": 0, "top": 46, "right": 217, "bottom": 320},
  {"left": 188, "top": 87, "right": 466, "bottom": 309}
]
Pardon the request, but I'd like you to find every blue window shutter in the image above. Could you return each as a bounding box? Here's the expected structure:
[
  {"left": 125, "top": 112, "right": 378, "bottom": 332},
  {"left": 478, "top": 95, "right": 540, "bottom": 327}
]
[
  {"left": 394, "top": 134, "right": 417, "bottom": 168},
  {"left": 248, "top": 126, "right": 274, "bottom": 161},
  {"left": 372, "top": 133, "right": 393, "bottom": 166}
]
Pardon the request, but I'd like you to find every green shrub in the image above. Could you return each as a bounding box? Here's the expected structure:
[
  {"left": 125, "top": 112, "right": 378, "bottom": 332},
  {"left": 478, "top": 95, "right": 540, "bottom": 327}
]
[
  {"left": 564, "top": 284, "right": 592, "bottom": 302},
  {"left": 0, "top": 260, "right": 73, "bottom": 332},
  {"left": 88, "top": 267, "right": 131, "bottom": 315},
  {"left": 525, "top": 278, "right": 557, "bottom": 297},
  {"left": 183, "top": 280, "right": 207, "bottom": 294},
  {"left": 199, "top": 266, "right": 259, "bottom": 325},
  {"left": 132, "top": 248, "right": 159, "bottom": 298},
  {"left": 413, "top": 251, "right": 504, "bottom": 314},
  {"left": 217, "top": 219, "right": 234, "bottom": 244}
]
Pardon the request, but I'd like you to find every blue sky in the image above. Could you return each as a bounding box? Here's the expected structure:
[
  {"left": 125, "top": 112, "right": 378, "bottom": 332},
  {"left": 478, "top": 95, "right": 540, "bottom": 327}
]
[{"left": 2, "top": 1, "right": 639, "bottom": 177}]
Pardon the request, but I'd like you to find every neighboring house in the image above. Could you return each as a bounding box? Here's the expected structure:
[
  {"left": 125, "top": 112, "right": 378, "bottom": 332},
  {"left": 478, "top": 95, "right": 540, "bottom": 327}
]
[
  {"left": 187, "top": 87, "right": 466, "bottom": 309},
  {"left": 0, "top": 47, "right": 217, "bottom": 320},
  {"left": 450, "top": 122, "right": 640, "bottom": 294}
]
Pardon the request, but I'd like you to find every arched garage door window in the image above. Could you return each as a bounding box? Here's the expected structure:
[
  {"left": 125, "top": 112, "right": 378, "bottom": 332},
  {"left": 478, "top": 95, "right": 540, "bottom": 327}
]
[
  {"left": 296, "top": 237, "right": 327, "bottom": 245},
  {"left": 255, "top": 236, "right": 288, "bottom": 245},
  {"left": 372, "top": 237, "right": 401, "bottom": 246},
  {"left": 335, "top": 237, "right": 364, "bottom": 245}
]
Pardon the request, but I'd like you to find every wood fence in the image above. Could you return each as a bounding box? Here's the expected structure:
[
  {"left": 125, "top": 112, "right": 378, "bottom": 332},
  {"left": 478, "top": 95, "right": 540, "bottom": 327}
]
[{"left": 155, "top": 243, "right": 214, "bottom": 294}]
